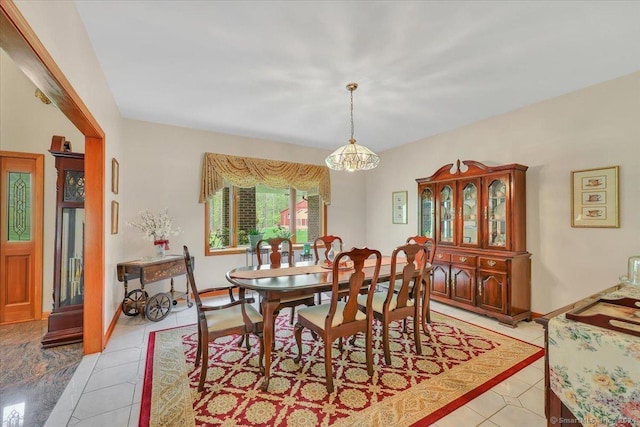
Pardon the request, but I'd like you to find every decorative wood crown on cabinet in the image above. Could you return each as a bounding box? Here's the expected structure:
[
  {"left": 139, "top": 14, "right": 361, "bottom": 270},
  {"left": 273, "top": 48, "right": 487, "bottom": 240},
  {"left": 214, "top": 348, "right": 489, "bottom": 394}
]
[{"left": 416, "top": 160, "right": 531, "bottom": 327}]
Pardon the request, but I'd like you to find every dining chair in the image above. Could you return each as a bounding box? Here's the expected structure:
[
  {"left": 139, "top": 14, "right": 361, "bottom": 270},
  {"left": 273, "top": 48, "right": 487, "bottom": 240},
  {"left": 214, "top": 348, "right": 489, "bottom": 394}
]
[
  {"left": 313, "top": 235, "right": 344, "bottom": 303},
  {"left": 256, "top": 237, "right": 315, "bottom": 326},
  {"left": 183, "top": 245, "right": 264, "bottom": 392},
  {"left": 406, "top": 235, "right": 436, "bottom": 328},
  {"left": 358, "top": 242, "right": 428, "bottom": 365},
  {"left": 256, "top": 237, "right": 293, "bottom": 267},
  {"left": 294, "top": 247, "right": 382, "bottom": 393}
]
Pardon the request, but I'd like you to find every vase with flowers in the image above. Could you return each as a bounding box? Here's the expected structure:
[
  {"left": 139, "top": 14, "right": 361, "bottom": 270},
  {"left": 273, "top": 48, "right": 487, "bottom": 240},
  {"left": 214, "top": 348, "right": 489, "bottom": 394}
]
[{"left": 127, "top": 208, "right": 182, "bottom": 257}]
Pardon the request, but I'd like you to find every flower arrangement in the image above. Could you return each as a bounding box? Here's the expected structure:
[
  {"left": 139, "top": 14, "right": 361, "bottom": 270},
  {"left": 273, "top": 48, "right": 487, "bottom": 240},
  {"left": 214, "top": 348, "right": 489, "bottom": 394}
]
[{"left": 127, "top": 208, "right": 181, "bottom": 249}]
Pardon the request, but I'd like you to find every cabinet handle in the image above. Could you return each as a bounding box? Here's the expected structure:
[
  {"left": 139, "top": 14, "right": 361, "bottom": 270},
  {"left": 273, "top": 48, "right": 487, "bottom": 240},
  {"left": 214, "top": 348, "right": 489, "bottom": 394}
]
[
  {"left": 437, "top": 253, "right": 444, "bottom": 260},
  {"left": 478, "top": 283, "right": 483, "bottom": 297},
  {"left": 452, "top": 276, "right": 456, "bottom": 293},
  {"left": 487, "top": 260, "right": 496, "bottom": 267},
  {"left": 484, "top": 206, "right": 488, "bottom": 220},
  {"left": 459, "top": 256, "right": 467, "bottom": 263}
]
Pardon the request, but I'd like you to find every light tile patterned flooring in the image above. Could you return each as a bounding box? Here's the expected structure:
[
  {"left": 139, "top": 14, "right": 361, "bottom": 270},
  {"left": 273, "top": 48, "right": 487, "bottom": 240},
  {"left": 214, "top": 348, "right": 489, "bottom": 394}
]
[{"left": 46, "top": 299, "right": 547, "bottom": 427}]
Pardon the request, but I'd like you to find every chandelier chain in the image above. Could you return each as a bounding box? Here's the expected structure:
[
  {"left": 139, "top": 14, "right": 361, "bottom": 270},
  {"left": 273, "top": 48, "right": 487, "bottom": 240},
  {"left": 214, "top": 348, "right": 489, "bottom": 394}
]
[{"left": 350, "top": 87, "right": 355, "bottom": 141}]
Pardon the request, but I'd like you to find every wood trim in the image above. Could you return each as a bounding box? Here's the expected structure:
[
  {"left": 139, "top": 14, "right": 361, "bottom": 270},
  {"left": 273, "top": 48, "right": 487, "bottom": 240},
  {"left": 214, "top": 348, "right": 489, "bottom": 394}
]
[{"left": 1, "top": 0, "right": 106, "bottom": 354}]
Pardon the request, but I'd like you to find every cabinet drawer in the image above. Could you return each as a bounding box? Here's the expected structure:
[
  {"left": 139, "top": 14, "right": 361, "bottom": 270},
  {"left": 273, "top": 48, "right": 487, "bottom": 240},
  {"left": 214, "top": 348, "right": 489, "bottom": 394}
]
[
  {"left": 451, "top": 254, "right": 476, "bottom": 266},
  {"left": 478, "top": 257, "right": 507, "bottom": 271},
  {"left": 434, "top": 252, "right": 451, "bottom": 262}
]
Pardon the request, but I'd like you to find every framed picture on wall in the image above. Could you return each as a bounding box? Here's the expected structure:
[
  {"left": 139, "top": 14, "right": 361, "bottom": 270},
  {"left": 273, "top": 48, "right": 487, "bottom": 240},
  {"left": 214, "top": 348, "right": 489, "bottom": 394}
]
[
  {"left": 571, "top": 165, "right": 619, "bottom": 228},
  {"left": 111, "top": 200, "right": 119, "bottom": 234},
  {"left": 392, "top": 191, "right": 408, "bottom": 224},
  {"left": 112, "top": 158, "right": 119, "bottom": 195}
]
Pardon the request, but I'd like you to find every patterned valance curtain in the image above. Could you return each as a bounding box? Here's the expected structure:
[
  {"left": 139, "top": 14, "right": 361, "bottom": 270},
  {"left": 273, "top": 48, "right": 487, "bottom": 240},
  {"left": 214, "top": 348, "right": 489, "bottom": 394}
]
[{"left": 199, "top": 153, "right": 331, "bottom": 205}]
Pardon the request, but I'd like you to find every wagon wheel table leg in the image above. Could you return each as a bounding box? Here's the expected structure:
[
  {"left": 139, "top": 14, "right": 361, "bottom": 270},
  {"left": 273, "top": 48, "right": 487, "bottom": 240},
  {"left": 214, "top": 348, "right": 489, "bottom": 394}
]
[
  {"left": 121, "top": 289, "right": 148, "bottom": 316},
  {"left": 145, "top": 292, "right": 172, "bottom": 321}
]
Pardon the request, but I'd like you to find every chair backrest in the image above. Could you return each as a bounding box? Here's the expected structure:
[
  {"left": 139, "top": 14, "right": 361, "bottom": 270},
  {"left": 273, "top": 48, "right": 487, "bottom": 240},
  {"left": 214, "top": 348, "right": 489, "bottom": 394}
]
[
  {"left": 313, "top": 235, "right": 343, "bottom": 262},
  {"left": 326, "top": 247, "right": 381, "bottom": 330},
  {"left": 256, "top": 237, "right": 293, "bottom": 267},
  {"left": 183, "top": 245, "right": 204, "bottom": 313},
  {"left": 386, "top": 243, "right": 428, "bottom": 310},
  {"left": 406, "top": 235, "right": 436, "bottom": 265}
]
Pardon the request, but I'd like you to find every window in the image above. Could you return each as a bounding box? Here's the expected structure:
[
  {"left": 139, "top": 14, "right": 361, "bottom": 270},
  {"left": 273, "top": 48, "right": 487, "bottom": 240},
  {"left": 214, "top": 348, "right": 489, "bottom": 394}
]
[{"left": 206, "top": 183, "right": 326, "bottom": 254}]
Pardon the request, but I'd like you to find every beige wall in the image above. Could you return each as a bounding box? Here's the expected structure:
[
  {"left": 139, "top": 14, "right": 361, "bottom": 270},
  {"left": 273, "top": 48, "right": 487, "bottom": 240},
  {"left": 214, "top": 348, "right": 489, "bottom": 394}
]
[
  {"left": 13, "top": 0, "right": 126, "bottom": 330},
  {"left": 367, "top": 71, "right": 640, "bottom": 314},
  {"left": 0, "top": 49, "right": 84, "bottom": 313},
  {"left": 121, "top": 119, "right": 367, "bottom": 289}
]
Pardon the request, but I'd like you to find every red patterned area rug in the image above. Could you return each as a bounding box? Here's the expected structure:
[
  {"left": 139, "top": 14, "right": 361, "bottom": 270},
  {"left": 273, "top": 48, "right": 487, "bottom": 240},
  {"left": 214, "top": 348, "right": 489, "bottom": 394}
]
[{"left": 140, "top": 311, "right": 543, "bottom": 427}]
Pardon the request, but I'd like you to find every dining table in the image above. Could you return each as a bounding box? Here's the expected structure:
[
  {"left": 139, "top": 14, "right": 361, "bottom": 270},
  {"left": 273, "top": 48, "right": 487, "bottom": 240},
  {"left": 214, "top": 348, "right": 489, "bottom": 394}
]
[{"left": 225, "top": 257, "right": 430, "bottom": 391}]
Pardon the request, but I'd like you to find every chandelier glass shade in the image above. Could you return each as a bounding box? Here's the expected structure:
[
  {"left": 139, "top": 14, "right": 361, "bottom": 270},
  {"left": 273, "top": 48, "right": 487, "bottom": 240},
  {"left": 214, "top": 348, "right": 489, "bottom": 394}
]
[{"left": 325, "top": 83, "right": 380, "bottom": 172}]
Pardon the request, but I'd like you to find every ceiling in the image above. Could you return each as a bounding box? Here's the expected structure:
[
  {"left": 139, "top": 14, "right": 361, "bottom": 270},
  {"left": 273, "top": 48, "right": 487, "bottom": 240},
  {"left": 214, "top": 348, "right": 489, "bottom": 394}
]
[{"left": 74, "top": 1, "right": 640, "bottom": 153}]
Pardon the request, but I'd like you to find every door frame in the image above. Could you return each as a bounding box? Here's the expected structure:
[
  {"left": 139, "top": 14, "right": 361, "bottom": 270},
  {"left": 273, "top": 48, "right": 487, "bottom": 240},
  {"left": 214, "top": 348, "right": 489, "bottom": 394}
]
[{"left": 1, "top": 0, "right": 105, "bottom": 354}]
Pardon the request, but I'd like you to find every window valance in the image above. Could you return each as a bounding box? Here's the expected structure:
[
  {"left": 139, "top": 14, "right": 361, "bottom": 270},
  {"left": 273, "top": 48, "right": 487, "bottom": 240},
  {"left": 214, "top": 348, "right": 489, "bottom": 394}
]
[{"left": 199, "top": 153, "right": 331, "bottom": 205}]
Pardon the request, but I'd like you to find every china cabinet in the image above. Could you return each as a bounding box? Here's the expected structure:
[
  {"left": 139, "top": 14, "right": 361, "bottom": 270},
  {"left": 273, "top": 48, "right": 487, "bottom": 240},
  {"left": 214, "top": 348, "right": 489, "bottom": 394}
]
[
  {"left": 416, "top": 160, "right": 531, "bottom": 326},
  {"left": 42, "top": 148, "right": 84, "bottom": 347}
]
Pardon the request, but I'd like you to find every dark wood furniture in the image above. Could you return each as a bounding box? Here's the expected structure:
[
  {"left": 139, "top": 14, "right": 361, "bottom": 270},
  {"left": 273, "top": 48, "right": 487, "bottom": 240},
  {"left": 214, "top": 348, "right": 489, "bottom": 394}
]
[
  {"left": 358, "top": 243, "right": 427, "bottom": 365},
  {"left": 116, "top": 255, "right": 193, "bottom": 322},
  {"left": 257, "top": 237, "right": 314, "bottom": 325},
  {"left": 416, "top": 159, "right": 531, "bottom": 327},
  {"left": 535, "top": 284, "right": 627, "bottom": 427},
  {"left": 225, "top": 257, "right": 405, "bottom": 391},
  {"left": 313, "top": 235, "right": 343, "bottom": 263},
  {"left": 406, "top": 235, "right": 436, "bottom": 326},
  {"left": 294, "top": 248, "right": 382, "bottom": 392},
  {"left": 42, "top": 149, "right": 85, "bottom": 348},
  {"left": 313, "top": 235, "right": 344, "bottom": 303},
  {"left": 256, "top": 237, "right": 293, "bottom": 267},
  {"left": 183, "top": 246, "right": 264, "bottom": 392}
]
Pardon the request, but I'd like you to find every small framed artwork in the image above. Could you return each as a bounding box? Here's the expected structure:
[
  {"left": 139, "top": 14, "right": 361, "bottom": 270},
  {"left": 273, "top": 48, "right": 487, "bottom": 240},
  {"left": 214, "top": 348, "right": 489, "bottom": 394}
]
[
  {"left": 392, "top": 191, "right": 408, "bottom": 224},
  {"left": 571, "top": 166, "right": 619, "bottom": 228},
  {"left": 111, "top": 158, "right": 119, "bottom": 195},
  {"left": 111, "top": 200, "right": 119, "bottom": 234}
]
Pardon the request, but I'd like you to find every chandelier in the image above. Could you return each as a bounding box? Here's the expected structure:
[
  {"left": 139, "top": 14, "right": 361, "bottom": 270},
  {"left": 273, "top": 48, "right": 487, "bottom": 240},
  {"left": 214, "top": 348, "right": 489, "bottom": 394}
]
[{"left": 325, "top": 83, "right": 380, "bottom": 172}]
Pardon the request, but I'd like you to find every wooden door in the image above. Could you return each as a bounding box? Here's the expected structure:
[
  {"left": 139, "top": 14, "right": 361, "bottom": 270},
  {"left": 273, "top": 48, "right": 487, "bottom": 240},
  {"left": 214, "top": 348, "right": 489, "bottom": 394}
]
[
  {"left": 436, "top": 182, "right": 456, "bottom": 246},
  {"left": 430, "top": 263, "right": 450, "bottom": 298},
  {"left": 451, "top": 266, "right": 475, "bottom": 305},
  {"left": 0, "top": 153, "right": 44, "bottom": 324},
  {"left": 477, "top": 271, "right": 508, "bottom": 313},
  {"left": 482, "top": 173, "right": 511, "bottom": 250}
]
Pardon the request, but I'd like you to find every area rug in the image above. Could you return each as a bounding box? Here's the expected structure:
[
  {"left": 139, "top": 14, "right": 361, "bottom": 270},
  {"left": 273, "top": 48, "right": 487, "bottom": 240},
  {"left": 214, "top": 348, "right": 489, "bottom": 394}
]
[{"left": 140, "top": 311, "right": 543, "bottom": 427}]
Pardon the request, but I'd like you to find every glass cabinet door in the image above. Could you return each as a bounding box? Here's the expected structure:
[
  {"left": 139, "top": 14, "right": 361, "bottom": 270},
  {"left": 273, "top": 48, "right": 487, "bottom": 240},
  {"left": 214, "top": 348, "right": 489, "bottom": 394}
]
[
  {"left": 486, "top": 176, "right": 508, "bottom": 248},
  {"left": 439, "top": 183, "right": 454, "bottom": 244},
  {"left": 460, "top": 180, "right": 479, "bottom": 246},
  {"left": 60, "top": 207, "right": 84, "bottom": 307},
  {"left": 420, "top": 186, "right": 435, "bottom": 238}
]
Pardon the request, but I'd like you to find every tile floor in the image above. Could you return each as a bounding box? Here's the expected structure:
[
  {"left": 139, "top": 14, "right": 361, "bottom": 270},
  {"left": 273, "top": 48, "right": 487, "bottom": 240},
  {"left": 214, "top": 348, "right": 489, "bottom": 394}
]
[{"left": 45, "top": 299, "right": 548, "bottom": 427}]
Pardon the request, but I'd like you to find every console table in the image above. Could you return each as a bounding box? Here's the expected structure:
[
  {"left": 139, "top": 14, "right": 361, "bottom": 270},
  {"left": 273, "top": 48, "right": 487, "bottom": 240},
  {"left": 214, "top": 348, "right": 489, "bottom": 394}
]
[{"left": 536, "top": 284, "right": 640, "bottom": 426}]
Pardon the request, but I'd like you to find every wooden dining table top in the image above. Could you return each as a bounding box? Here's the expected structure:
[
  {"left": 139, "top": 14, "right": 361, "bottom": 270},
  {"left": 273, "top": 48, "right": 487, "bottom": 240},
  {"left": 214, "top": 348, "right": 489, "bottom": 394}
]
[{"left": 225, "top": 257, "right": 400, "bottom": 293}]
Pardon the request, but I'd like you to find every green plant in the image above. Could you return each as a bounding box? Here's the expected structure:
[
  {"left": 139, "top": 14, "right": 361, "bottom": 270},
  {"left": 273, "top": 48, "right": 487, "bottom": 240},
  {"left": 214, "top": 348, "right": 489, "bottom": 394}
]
[
  {"left": 209, "top": 227, "right": 229, "bottom": 248},
  {"left": 277, "top": 225, "right": 292, "bottom": 239},
  {"left": 248, "top": 229, "right": 262, "bottom": 235}
]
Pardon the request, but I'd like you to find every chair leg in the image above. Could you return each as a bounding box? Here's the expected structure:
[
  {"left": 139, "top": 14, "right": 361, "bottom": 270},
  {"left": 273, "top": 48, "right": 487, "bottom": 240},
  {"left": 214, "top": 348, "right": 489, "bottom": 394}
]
[
  {"left": 338, "top": 335, "right": 344, "bottom": 351},
  {"left": 365, "top": 322, "right": 373, "bottom": 377},
  {"left": 382, "top": 320, "right": 391, "bottom": 365},
  {"left": 324, "top": 341, "right": 334, "bottom": 393},
  {"left": 422, "top": 297, "right": 431, "bottom": 334},
  {"left": 413, "top": 314, "right": 422, "bottom": 355},
  {"left": 293, "top": 323, "right": 303, "bottom": 364},
  {"left": 257, "top": 332, "right": 265, "bottom": 375},
  {"left": 195, "top": 325, "right": 202, "bottom": 367},
  {"left": 198, "top": 340, "right": 209, "bottom": 392}
]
